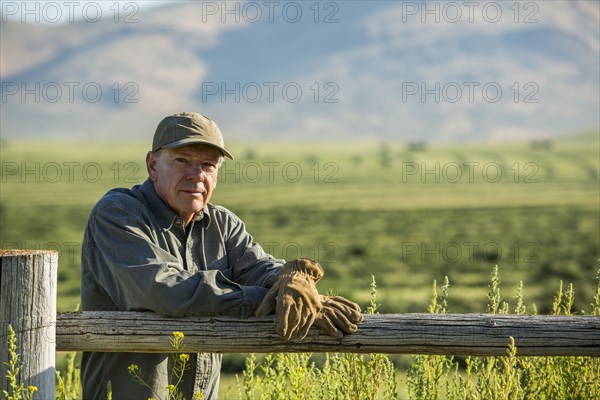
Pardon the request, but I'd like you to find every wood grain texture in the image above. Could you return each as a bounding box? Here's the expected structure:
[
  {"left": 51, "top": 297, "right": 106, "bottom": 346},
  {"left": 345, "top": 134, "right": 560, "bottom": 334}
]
[
  {"left": 1, "top": 251, "right": 57, "bottom": 397},
  {"left": 56, "top": 312, "right": 600, "bottom": 356}
]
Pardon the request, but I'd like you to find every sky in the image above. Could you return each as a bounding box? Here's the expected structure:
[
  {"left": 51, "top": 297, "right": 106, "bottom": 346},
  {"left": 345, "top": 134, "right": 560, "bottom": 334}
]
[{"left": 1, "top": 0, "right": 598, "bottom": 141}]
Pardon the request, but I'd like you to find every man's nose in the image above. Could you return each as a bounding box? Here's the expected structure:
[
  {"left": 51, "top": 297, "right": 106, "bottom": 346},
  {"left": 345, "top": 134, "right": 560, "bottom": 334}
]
[{"left": 187, "top": 164, "right": 207, "bottom": 180}]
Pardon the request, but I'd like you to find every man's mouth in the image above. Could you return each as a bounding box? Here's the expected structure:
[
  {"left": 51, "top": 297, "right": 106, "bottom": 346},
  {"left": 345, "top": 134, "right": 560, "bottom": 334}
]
[{"left": 182, "top": 189, "right": 206, "bottom": 195}]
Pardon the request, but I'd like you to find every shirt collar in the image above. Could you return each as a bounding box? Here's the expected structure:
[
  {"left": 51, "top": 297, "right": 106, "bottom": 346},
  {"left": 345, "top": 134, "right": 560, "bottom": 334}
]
[{"left": 138, "top": 178, "right": 211, "bottom": 230}]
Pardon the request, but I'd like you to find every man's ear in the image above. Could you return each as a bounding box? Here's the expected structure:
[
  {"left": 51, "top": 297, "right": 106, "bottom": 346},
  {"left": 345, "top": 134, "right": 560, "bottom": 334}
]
[{"left": 146, "top": 151, "right": 157, "bottom": 181}]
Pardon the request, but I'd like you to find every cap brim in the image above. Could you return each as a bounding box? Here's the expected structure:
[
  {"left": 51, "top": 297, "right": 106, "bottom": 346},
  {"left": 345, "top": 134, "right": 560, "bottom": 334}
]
[{"left": 161, "top": 138, "right": 234, "bottom": 159}]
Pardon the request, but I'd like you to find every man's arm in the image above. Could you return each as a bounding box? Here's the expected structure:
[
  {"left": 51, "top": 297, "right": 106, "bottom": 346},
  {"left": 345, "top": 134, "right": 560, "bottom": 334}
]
[
  {"left": 82, "top": 200, "right": 268, "bottom": 317},
  {"left": 211, "top": 205, "right": 284, "bottom": 288}
]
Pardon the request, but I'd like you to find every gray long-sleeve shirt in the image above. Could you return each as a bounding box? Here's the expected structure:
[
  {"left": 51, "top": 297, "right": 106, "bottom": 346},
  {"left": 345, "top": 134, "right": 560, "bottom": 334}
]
[{"left": 81, "top": 178, "right": 283, "bottom": 399}]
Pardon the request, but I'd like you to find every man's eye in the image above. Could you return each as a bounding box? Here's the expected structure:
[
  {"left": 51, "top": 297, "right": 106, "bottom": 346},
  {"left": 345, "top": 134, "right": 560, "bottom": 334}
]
[
  {"left": 175, "top": 158, "right": 188, "bottom": 163},
  {"left": 202, "top": 163, "right": 218, "bottom": 173}
]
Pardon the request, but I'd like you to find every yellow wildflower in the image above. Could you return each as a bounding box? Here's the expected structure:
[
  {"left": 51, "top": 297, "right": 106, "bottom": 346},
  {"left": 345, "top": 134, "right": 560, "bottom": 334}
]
[
  {"left": 172, "top": 331, "right": 184, "bottom": 339},
  {"left": 127, "top": 364, "right": 139, "bottom": 374}
]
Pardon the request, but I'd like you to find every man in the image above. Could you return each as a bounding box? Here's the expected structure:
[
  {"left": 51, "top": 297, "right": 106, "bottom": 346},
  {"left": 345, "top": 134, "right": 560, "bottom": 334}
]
[{"left": 80, "top": 112, "right": 362, "bottom": 399}]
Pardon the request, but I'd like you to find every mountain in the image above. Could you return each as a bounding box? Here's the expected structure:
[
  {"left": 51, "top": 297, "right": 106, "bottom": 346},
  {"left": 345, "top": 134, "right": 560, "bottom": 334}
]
[{"left": 1, "top": 1, "right": 598, "bottom": 142}]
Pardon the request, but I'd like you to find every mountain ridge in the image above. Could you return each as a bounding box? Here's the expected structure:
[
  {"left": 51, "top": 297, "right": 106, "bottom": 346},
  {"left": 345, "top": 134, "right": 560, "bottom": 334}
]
[{"left": 1, "top": 1, "right": 598, "bottom": 142}]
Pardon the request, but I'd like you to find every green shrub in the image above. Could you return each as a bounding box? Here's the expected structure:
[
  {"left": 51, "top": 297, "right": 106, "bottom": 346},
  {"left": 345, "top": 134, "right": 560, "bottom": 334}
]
[
  {"left": 405, "top": 265, "right": 600, "bottom": 400},
  {"left": 237, "top": 266, "right": 600, "bottom": 400},
  {"left": 4, "top": 266, "right": 598, "bottom": 399},
  {"left": 236, "top": 276, "right": 397, "bottom": 400},
  {"left": 55, "top": 351, "right": 81, "bottom": 400},
  {"left": 2, "top": 325, "right": 37, "bottom": 400},
  {"left": 127, "top": 332, "right": 204, "bottom": 400}
]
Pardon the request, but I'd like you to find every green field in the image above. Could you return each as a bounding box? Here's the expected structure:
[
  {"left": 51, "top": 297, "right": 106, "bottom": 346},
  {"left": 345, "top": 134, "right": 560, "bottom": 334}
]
[
  {"left": 1, "top": 133, "right": 598, "bottom": 390},
  {"left": 1, "top": 133, "right": 597, "bottom": 314}
]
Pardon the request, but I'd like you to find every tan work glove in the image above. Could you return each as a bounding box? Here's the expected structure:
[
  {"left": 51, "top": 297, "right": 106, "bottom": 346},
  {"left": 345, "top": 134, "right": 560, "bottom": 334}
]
[
  {"left": 256, "top": 258, "right": 324, "bottom": 341},
  {"left": 314, "top": 295, "right": 364, "bottom": 339}
]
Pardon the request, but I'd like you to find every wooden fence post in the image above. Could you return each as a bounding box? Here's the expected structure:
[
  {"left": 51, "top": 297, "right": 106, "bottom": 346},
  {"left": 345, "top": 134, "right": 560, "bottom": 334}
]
[{"left": 1, "top": 250, "right": 57, "bottom": 398}]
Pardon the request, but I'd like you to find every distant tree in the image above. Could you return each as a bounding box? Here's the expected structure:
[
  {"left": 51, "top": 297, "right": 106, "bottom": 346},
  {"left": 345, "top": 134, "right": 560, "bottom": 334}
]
[
  {"left": 379, "top": 142, "right": 392, "bottom": 168},
  {"left": 244, "top": 147, "right": 257, "bottom": 160},
  {"left": 407, "top": 141, "right": 427, "bottom": 152},
  {"left": 530, "top": 139, "right": 553, "bottom": 151},
  {"left": 305, "top": 153, "right": 319, "bottom": 164},
  {"left": 351, "top": 154, "right": 363, "bottom": 166}
]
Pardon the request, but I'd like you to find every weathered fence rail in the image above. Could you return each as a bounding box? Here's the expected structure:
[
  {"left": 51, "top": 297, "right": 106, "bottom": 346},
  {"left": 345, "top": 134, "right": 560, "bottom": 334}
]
[
  {"left": 2, "top": 250, "right": 600, "bottom": 398},
  {"left": 56, "top": 311, "right": 600, "bottom": 356}
]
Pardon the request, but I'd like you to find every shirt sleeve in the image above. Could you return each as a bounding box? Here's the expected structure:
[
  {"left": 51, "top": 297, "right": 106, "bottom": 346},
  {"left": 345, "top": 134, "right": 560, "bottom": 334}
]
[
  {"left": 82, "top": 198, "right": 267, "bottom": 318},
  {"left": 215, "top": 206, "right": 284, "bottom": 288}
]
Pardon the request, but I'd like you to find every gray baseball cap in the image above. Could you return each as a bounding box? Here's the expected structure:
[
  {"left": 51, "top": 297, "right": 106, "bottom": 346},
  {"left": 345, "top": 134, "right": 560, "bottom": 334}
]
[{"left": 152, "top": 112, "right": 234, "bottom": 159}]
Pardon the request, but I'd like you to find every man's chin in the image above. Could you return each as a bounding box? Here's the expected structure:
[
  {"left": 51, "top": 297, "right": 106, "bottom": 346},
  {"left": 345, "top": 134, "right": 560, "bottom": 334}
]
[{"left": 177, "top": 200, "right": 206, "bottom": 214}]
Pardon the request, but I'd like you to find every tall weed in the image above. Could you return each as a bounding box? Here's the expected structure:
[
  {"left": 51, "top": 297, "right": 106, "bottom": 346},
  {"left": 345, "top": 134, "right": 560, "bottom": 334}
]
[
  {"left": 236, "top": 276, "right": 398, "bottom": 400},
  {"left": 407, "top": 265, "right": 600, "bottom": 400},
  {"left": 3, "top": 266, "right": 598, "bottom": 399},
  {"left": 236, "top": 265, "right": 600, "bottom": 399},
  {"left": 2, "top": 325, "right": 37, "bottom": 400}
]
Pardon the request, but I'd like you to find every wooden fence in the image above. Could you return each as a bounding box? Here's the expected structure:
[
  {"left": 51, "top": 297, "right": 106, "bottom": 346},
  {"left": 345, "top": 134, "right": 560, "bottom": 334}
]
[{"left": 2, "top": 250, "right": 600, "bottom": 398}]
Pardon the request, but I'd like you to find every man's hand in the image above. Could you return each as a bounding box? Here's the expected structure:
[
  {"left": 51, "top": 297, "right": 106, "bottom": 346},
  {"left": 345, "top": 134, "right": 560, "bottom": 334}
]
[
  {"left": 256, "top": 258, "right": 323, "bottom": 341},
  {"left": 314, "top": 295, "right": 364, "bottom": 339}
]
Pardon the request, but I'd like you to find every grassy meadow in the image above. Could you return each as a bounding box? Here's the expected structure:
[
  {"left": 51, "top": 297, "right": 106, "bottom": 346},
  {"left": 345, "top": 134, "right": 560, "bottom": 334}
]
[
  {"left": 1, "top": 132, "right": 599, "bottom": 392},
  {"left": 1, "top": 133, "right": 597, "bottom": 313}
]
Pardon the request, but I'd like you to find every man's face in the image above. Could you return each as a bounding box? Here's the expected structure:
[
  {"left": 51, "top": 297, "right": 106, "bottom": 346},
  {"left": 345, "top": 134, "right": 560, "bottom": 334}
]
[{"left": 147, "top": 144, "right": 222, "bottom": 225}]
